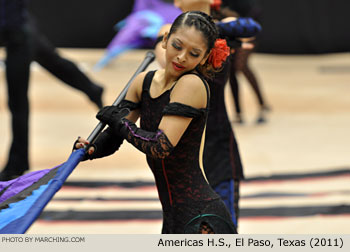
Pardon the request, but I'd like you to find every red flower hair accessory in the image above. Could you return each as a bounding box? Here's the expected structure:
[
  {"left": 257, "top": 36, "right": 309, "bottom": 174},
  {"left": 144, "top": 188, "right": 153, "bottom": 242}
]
[
  {"left": 208, "top": 39, "right": 230, "bottom": 69},
  {"left": 210, "top": 0, "right": 222, "bottom": 11}
]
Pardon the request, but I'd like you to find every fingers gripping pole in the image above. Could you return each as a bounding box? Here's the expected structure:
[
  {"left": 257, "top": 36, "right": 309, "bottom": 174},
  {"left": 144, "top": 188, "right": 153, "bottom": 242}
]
[{"left": 86, "top": 51, "right": 155, "bottom": 144}]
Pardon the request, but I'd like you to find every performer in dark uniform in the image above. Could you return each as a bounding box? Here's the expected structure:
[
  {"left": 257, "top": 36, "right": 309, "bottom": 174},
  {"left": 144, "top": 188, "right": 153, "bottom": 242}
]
[
  {"left": 0, "top": 0, "right": 104, "bottom": 181},
  {"left": 0, "top": 0, "right": 33, "bottom": 180},
  {"left": 153, "top": 0, "right": 261, "bottom": 228},
  {"left": 203, "top": 54, "right": 244, "bottom": 227},
  {"left": 29, "top": 16, "right": 104, "bottom": 109},
  {"left": 221, "top": 0, "right": 270, "bottom": 124},
  {"left": 75, "top": 11, "right": 236, "bottom": 234}
]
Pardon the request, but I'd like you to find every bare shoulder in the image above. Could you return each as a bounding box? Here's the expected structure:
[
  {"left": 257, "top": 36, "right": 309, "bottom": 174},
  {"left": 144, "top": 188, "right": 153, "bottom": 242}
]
[
  {"left": 176, "top": 74, "right": 207, "bottom": 90},
  {"left": 170, "top": 74, "right": 208, "bottom": 109}
]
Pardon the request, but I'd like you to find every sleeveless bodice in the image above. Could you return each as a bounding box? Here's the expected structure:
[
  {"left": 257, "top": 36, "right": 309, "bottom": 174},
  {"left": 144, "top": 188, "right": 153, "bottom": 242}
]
[{"left": 139, "top": 71, "right": 219, "bottom": 211}]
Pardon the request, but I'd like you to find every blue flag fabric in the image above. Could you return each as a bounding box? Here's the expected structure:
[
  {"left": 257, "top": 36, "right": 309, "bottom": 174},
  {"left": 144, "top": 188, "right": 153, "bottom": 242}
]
[{"left": 0, "top": 149, "right": 85, "bottom": 234}]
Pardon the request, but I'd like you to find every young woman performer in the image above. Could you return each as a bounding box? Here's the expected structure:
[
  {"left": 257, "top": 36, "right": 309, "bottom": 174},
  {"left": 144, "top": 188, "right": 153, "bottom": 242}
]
[
  {"left": 153, "top": 0, "right": 255, "bottom": 229},
  {"left": 75, "top": 11, "right": 236, "bottom": 234}
]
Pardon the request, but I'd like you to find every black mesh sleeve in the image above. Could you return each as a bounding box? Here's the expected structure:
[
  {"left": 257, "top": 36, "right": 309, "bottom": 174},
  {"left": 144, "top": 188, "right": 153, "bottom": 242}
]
[{"left": 119, "top": 119, "right": 174, "bottom": 159}]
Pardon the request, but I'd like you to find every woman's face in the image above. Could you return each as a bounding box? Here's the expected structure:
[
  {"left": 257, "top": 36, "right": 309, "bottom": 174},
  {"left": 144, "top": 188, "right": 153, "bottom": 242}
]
[
  {"left": 174, "top": 0, "right": 212, "bottom": 12},
  {"left": 162, "top": 26, "right": 209, "bottom": 77}
]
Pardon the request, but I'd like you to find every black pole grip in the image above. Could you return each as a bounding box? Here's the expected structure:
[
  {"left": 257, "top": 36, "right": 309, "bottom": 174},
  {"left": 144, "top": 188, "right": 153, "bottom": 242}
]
[{"left": 86, "top": 51, "right": 155, "bottom": 143}]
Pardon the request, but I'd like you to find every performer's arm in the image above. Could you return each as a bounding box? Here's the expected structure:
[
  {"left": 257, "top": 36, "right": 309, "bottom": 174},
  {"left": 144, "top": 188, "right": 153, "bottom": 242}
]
[
  {"left": 74, "top": 72, "right": 145, "bottom": 159},
  {"left": 216, "top": 17, "right": 261, "bottom": 50},
  {"left": 97, "top": 74, "right": 208, "bottom": 159},
  {"left": 73, "top": 100, "right": 137, "bottom": 160},
  {"left": 123, "top": 72, "right": 145, "bottom": 122}
]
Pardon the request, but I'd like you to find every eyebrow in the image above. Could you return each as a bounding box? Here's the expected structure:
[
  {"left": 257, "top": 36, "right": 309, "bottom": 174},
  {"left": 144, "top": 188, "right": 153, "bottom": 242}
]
[{"left": 173, "top": 38, "right": 203, "bottom": 54}]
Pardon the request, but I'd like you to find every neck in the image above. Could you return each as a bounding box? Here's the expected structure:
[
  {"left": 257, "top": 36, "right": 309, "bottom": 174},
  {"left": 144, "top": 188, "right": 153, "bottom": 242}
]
[
  {"left": 161, "top": 69, "right": 178, "bottom": 88},
  {"left": 182, "top": 3, "right": 211, "bottom": 15}
]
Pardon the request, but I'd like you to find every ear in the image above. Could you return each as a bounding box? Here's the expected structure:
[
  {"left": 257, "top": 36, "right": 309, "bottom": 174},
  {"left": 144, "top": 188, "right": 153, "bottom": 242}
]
[{"left": 161, "top": 32, "right": 169, "bottom": 50}]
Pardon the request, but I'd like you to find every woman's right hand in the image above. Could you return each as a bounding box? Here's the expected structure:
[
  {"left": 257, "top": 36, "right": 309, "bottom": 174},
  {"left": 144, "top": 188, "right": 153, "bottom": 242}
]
[{"left": 73, "top": 137, "right": 95, "bottom": 156}]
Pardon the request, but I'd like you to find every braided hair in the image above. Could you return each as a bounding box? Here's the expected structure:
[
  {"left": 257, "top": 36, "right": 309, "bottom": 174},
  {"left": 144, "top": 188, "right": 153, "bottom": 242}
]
[{"left": 168, "top": 11, "right": 220, "bottom": 77}]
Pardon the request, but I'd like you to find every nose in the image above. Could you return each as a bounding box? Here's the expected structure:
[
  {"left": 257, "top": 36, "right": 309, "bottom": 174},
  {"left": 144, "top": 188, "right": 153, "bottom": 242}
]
[{"left": 177, "top": 51, "right": 186, "bottom": 63}]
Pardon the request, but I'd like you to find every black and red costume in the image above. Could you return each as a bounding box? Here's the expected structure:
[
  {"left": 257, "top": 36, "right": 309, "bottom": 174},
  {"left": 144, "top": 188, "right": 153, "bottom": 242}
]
[{"left": 90, "top": 71, "right": 236, "bottom": 233}]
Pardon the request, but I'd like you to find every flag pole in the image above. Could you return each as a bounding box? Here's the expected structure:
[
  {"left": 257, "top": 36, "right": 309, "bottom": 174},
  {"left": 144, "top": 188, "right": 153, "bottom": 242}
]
[
  {"left": 86, "top": 51, "right": 155, "bottom": 144},
  {"left": 0, "top": 51, "right": 156, "bottom": 234}
]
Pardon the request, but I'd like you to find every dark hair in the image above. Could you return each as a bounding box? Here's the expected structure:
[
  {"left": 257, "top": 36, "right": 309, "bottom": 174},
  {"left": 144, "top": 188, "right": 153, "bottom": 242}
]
[{"left": 168, "top": 11, "right": 219, "bottom": 77}]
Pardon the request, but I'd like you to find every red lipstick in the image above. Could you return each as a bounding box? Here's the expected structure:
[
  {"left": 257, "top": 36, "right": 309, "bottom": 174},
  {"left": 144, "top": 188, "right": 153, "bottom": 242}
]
[{"left": 172, "top": 62, "right": 185, "bottom": 71}]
